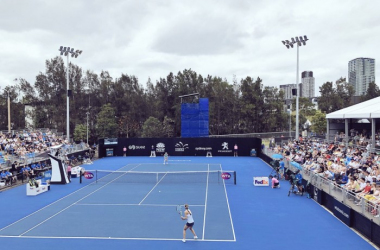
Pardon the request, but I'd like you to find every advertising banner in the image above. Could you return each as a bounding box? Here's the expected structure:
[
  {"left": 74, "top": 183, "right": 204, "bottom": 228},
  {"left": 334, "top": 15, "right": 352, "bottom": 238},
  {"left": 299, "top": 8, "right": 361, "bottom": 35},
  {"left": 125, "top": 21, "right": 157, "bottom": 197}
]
[
  {"left": 333, "top": 199, "right": 352, "bottom": 227},
  {"left": 253, "top": 177, "right": 269, "bottom": 186},
  {"left": 98, "top": 137, "right": 261, "bottom": 158}
]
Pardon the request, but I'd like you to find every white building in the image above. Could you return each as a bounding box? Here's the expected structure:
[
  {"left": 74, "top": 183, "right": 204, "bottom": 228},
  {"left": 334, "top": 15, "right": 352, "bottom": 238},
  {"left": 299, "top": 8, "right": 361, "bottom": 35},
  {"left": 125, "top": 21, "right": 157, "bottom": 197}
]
[
  {"left": 279, "top": 84, "right": 299, "bottom": 100},
  {"left": 301, "top": 71, "right": 315, "bottom": 98},
  {"left": 348, "top": 57, "right": 375, "bottom": 96}
]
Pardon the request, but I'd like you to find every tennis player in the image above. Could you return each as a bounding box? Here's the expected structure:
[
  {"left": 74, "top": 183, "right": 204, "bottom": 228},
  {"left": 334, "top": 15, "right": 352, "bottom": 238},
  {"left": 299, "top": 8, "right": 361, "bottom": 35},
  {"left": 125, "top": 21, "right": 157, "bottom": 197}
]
[
  {"left": 164, "top": 152, "right": 169, "bottom": 164},
  {"left": 181, "top": 204, "right": 198, "bottom": 242}
]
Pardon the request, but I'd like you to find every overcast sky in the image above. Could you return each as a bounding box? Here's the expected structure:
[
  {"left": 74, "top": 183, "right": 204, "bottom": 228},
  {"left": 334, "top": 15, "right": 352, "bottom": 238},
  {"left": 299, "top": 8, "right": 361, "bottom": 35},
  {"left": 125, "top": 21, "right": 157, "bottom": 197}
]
[{"left": 1, "top": 0, "right": 379, "bottom": 96}]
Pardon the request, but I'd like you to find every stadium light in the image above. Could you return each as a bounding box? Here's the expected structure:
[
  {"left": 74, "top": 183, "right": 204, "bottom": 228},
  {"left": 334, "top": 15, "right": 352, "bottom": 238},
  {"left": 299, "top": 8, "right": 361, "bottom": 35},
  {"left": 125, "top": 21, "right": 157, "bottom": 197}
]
[
  {"left": 282, "top": 35, "right": 309, "bottom": 139},
  {"left": 59, "top": 46, "right": 83, "bottom": 143}
]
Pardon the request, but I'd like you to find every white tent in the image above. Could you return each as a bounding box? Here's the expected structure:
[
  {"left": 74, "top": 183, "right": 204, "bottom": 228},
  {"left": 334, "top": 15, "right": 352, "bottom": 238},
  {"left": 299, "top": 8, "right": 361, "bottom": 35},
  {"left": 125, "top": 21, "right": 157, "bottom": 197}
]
[
  {"left": 325, "top": 96, "right": 380, "bottom": 150},
  {"left": 326, "top": 96, "right": 380, "bottom": 119}
]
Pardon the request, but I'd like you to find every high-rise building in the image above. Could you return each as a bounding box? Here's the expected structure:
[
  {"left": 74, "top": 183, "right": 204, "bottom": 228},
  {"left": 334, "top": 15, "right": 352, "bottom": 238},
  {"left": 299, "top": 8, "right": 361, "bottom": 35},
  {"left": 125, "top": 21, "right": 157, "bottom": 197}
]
[
  {"left": 348, "top": 58, "right": 375, "bottom": 95},
  {"left": 279, "top": 84, "right": 299, "bottom": 100},
  {"left": 301, "top": 71, "right": 315, "bottom": 98}
]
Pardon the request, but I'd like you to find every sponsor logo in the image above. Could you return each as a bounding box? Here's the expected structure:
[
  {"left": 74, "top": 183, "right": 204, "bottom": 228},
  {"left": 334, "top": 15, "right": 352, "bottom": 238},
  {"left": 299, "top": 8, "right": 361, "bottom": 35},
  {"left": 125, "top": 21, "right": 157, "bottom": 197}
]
[
  {"left": 334, "top": 206, "right": 349, "bottom": 219},
  {"left": 221, "top": 172, "right": 231, "bottom": 180},
  {"left": 156, "top": 142, "right": 165, "bottom": 152},
  {"left": 195, "top": 147, "right": 212, "bottom": 151},
  {"left": 36, "top": 189, "right": 40, "bottom": 192},
  {"left": 253, "top": 177, "right": 269, "bottom": 186},
  {"left": 128, "top": 145, "right": 146, "bottom": 150},
  {"left": 175, "top": 142, "right": 189, "bottom": 152},
  {"left": 84, "top": 172, "right": 94, "bottom": 179},
  {"left": 313, "top": 188, "right": 319, "bottom": 201},
  {"left": 218, "top": 142, "right": 232, "bottom": 153},
  {"left": 254, "top": 179, "right": 269, "bottom": 185},
  {"left": 42, "top": 187, "right": 46, "bottom": 191}
]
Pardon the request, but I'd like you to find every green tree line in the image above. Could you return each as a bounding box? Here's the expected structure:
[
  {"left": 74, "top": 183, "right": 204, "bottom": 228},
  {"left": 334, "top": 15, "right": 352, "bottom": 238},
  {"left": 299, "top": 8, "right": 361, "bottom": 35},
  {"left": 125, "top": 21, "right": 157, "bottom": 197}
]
[{"left": 2, "top": 57, "right": 379, "bottom": 141}]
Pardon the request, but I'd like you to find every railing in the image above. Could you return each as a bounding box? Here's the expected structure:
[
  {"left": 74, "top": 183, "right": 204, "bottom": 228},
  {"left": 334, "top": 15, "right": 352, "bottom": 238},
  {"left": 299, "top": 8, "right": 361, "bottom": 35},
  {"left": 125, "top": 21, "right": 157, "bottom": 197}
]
[
  {"left": 264, "top": 150, "right": 380, "bottom": 225},
  {"left": 302, "top": 169, "right": 380, "bottom": 224},
  {"left": 0, "top": 142, "right": 90, "bottom": 170},
  {"left": 210, "top": 131, "right": 295, "bottom": 139}
]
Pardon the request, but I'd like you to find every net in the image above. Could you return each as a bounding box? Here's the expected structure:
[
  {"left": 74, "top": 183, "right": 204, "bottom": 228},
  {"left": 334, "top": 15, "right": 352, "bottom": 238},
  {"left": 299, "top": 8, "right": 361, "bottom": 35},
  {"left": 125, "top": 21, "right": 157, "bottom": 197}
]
[{"left": 81, "top": 170, "right": 236, "bottom": 185}]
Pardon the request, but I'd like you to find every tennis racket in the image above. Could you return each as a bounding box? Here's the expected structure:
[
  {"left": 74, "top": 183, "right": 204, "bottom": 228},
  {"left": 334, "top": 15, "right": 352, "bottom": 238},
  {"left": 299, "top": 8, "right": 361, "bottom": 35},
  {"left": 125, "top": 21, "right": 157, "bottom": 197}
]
[{"left": 176, "top": 205, "right": 183, "bottom": 216}]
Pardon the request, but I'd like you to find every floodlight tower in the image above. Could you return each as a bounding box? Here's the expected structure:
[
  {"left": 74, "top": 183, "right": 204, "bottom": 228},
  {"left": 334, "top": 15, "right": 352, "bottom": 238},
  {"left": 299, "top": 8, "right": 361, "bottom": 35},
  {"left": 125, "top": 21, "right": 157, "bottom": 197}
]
[
  {"left": 282, "top": 35, "right": 309, "bottom": 139},
  {"left": 58, "top": 46, "right": 83, "bottom": 143}
]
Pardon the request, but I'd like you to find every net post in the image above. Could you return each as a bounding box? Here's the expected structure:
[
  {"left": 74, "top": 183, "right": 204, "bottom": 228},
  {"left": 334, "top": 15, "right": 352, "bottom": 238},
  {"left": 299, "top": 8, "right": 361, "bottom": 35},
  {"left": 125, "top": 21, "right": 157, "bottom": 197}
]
[
  {"left": 96, "top": 170, "right": 98, "bottom": 183},
  {"left": 234, "top": 171, "right": 236, "bottom": 185},
  {"left": 80, "top": 170, "right": 82, "bottom": 184}
]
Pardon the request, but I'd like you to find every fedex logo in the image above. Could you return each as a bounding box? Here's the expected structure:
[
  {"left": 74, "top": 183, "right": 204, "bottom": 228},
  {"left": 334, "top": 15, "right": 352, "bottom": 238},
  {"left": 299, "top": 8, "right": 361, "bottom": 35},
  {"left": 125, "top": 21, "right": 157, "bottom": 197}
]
[
  {"left": 254, "top": 180, "right": 268, "bottom": 185},
  {"left": 253, "top": 177, "right": 269, "bottom": 186}
]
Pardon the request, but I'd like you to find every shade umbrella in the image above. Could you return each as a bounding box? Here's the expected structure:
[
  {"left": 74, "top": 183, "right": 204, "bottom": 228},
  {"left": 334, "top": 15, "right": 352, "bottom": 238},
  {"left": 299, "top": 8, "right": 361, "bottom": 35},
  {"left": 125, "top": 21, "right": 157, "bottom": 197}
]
[
  {"left": 272, "top": 154, "right": 283, "bottom": 159},
  {"left": 290, "top": 161, "right": 302, "bottom": 170}
]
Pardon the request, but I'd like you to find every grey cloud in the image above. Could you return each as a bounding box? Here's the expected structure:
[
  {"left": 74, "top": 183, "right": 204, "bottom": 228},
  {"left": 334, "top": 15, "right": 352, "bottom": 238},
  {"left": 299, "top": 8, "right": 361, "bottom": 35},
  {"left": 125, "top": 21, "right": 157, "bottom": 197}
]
[{"left": 152, "top": 14, "right": 248, "bottom": 56}]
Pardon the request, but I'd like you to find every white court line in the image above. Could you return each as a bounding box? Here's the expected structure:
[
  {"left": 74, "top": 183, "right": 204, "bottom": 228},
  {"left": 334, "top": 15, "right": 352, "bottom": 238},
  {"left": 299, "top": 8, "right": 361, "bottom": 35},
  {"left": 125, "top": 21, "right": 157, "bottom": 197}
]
[
  {"left": 0, "top": 163, "right": 138, "bottom": 233},
  {"left": 138, "top": 173, "right": 168, "bottom": 205},
  {"left": 130, "top": 163, "right": 216, "bottom": 165},
  {"left": 0, "top": 235, "right": 236, "bottom": 242},
  {"left": 75, "top": 203, "right": 205, "bottom": 207},
  {"left": 18, "top": 164, "right": 142, "bottom": 236},
  {"left": 202, "top": 164, "right": 210, "bottom": 240},
  {"left": 220, "top": 164, "right": 236, "bottom": 241}
]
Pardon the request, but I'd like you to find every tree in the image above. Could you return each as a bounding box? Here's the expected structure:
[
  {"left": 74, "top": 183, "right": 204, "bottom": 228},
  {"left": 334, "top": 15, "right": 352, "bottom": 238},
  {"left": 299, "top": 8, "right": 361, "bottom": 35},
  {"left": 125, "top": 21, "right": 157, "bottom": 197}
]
[
  {"left": 96, "top": 104, "right": 118, "bottom": 138},
  {"left": 311, "top": 110, "right": 327, "bottom": 134},
  {"left": 240, "top": 77, "right": 264, "bottom": 133},
  {"left": 335, "top": 77, "right": 354, "bottom": 110},
  {"left": 14, "top": 55, "right": 317, "bottom": 139},
  {"left": 318, "top": 81, "right": 335, "bottom": 113},
  {"left": 74, "top": 124, "right": 87, "bottom": 142},
  {"left": 318, "top": 78, "right": 354, "bottom": 113},
  {"left": 162, "top": 116, "right": 175, "bottom": 137},
  {"left": 141, "top": 117, "right": 163, "bottom": 138},
  {"left": 262, "top": 86, "right": 287, "bottom": 132},
  {"left": 361, "top": 82, "right": 380, "bottom": 102},
  {"left": 291, "top": 97, "right": 316, "bottom": 116}
]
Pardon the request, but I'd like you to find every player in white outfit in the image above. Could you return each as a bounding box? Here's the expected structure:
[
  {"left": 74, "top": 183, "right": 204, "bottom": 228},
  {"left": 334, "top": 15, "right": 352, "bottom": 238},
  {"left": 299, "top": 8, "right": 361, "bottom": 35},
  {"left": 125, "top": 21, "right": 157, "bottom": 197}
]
[{"left": 181, "top": 204, "right": 198, "bottom": 242}]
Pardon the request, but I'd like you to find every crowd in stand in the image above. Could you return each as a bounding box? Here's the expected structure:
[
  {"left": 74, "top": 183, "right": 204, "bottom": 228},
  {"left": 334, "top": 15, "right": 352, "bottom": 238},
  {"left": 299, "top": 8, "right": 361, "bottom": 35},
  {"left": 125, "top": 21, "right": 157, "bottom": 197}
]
[
  {"left": 271, "top": 135, "right": 380, "bottom": 218},
  {"left": 333, "top": 129, "right": 380, "bottom": 147},
  {"left": 0, "top": 129, "right": 92, "bottom": 189},
  {"left": 0, "top": 129, "right": 73, "bottom": 158}
]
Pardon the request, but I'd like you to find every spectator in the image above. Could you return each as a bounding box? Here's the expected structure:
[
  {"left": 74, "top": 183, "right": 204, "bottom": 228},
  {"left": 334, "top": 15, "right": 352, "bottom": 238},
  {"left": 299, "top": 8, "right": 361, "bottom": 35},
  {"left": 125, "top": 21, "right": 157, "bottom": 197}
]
[
  {"left": 269, "top": 175, "right": 280, "bottom": 188},
  {"left": 1, "top": 170, "right": 10, "bottom": 186}
]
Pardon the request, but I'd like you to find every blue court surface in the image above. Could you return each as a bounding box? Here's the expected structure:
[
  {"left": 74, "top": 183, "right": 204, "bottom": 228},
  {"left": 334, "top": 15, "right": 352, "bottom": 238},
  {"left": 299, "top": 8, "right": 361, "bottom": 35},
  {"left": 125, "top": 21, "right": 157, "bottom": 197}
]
[{"left": 0, "top": 156, "right": 376, "bottom": 250}]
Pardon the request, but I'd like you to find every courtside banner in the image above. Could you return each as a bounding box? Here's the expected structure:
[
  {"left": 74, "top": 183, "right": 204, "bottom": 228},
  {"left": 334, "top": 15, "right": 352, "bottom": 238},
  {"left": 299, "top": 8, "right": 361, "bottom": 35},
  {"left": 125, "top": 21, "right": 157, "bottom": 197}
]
[
  {"left": 98, "top": 137, "right": 261, "bottom": 158},
  {"left": 253, "top": 177, "right": 269, "bottom": 186},
  {"left": 333, "top": 199, "right": 352, "bottom": 227}
]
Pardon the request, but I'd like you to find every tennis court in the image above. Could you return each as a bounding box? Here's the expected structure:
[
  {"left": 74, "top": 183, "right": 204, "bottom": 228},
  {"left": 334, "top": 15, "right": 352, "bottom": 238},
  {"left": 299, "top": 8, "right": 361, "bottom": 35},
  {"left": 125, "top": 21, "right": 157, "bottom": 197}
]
[
  {"left": 0, "top": 162, "right": 235, "bottom": 242},
  {"left": 0, "top": 156, "right": 376, "bottom": 250}
]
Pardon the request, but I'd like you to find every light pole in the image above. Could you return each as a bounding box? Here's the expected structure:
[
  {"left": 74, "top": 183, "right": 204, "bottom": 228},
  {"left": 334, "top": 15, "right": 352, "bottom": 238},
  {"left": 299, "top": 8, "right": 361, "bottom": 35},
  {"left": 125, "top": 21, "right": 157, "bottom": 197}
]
[
  {"left": 2, "top": 87, "right": 14, "bottom": 134},
  {"left": 86, "top": 111, "right": 89, "bottom": 145},
  {"left": 287, "top": 108, "right": 291, "bottom": 138},
  {"left": 282, "top": 36, "right": 309, "bottom": 140},
  {"left": 7, "top": 91, "right": 11, "bottom": 133},
  {"left": 58, "top": 46, "right": 83, "bottom": 143}
]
